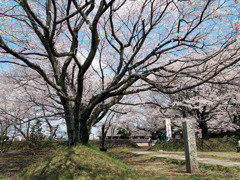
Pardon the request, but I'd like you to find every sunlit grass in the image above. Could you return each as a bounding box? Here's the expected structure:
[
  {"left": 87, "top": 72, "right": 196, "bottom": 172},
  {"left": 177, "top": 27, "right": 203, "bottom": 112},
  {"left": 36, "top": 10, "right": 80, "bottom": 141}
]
[
  {"left": 19, "top": 144, "right": 138, "bottom": 180},
  {"left": 151, "top": 150, "right": 240, "bottom": 162},
  {"left": 1, "top": 139, "right": 240, "bottom": 179},
  {"left": 197, "top": 152, "right": 240, "bottom": 162},
  {"left": 151, "top": 138, "right": 239, "bottom": 152},
  {"left": 110, "top": 149, "right": 240, "bottom": 180}
]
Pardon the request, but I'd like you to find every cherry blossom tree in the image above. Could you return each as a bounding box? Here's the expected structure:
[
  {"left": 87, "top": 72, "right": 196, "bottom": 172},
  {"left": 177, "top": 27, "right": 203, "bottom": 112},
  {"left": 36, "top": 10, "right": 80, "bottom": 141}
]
[
  {"left": 167, "top": 62, "right": 240, "bottom": 138},
  {"left": 0, "top": 71, "right": 63, "bottom": 141},
  {"left": 0, "top": 74, "right": 30, "bottom": 152},
  {"left": 120, "top": 79, "right": 240, "bottom": 140},
  {"left": 0, "top": 0, "right": 240, "bottom": 145},
  {"left": 0, "top": 74, "right": 27, "bottom": 138},
  {"left": 97, "top": 109, "right": 119, "bottom": 150},
  {"left": 225, "top": 95, "right": 240, "bottom": 128},
  {"left": 8, "top": 68, "right": 65, "bottom": 139},
  {"left": 219, "top": 85, "right": 240, "bottom": 137},
  {"left": 170, "top": 86, "right": 223, "bottom": 139}
]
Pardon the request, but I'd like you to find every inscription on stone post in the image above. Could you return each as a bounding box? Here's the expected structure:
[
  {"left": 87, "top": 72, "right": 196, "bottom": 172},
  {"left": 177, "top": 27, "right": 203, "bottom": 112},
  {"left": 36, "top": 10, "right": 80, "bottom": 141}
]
[{"left": 182, "top": 121, "right": 199, "bottom": 173}]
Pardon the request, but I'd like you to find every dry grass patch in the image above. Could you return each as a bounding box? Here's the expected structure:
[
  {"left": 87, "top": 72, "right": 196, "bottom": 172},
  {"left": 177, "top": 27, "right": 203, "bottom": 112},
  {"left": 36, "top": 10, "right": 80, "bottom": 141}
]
[
  {"left": 109, "top": 150, "right": 240, "bottom": 179},
  {"left": 0, "top": 150, "right": 50, "bottom": 179},
  {"left": 197, "top": 152, "right": 240, "bottom": 162},
  {"left": 153, "top": 151, "right": 240, "bottom": 162}
]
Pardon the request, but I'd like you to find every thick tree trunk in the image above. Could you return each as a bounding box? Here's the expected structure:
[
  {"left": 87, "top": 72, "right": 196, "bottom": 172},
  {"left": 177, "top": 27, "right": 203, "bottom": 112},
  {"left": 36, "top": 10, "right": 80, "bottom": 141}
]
[
  {"left": 79, "top": 123, "right": 90, "bottom": 145},
  {"left": 199, "top": 121, "right": 209, "bottom": 139},
  {"left": 67, "top": 129, "right": 75, "bottom": 146},
  {"left": 0, "top": 139, "right": 4, "bottom": 153},
  {"left": 62, "top": 98, "right": 80, "bottom": 146},
  {"left": 101, "top": 125, "right": 106, "bottom": 149},
  {"left": 64, "top": 112, "right": 91, "bottom": 146},
  {"left": 65, "top": 114, "right": 78, "bottom": 146},
  {"left": 62, "top": 99, "right": 93, "bottom": 145}
]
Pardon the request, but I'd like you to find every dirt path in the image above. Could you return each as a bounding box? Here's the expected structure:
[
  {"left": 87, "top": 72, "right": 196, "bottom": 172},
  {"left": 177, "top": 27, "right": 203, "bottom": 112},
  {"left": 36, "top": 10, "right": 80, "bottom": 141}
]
[{"left": 130, "top": 150, "right": 240, "bottom": 168}]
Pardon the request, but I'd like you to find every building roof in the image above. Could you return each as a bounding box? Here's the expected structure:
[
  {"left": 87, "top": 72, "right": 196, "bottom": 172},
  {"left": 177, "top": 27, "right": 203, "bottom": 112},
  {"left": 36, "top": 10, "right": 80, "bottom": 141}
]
[{"left": 97, "top": 127, "right": 151, "bottom": 137}]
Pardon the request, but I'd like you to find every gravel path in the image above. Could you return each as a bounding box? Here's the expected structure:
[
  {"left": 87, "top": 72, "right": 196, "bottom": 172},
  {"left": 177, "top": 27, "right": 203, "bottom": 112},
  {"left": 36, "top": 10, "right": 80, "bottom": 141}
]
[{"left": 130, "top": 150, "right": 240, "bottom": 168}]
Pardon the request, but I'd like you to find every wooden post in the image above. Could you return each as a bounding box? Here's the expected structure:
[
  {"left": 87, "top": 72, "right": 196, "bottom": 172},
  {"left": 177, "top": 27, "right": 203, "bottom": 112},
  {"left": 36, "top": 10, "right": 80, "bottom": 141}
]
[{"left": 182, "top": 121, "right": 199, "bottom": 173}]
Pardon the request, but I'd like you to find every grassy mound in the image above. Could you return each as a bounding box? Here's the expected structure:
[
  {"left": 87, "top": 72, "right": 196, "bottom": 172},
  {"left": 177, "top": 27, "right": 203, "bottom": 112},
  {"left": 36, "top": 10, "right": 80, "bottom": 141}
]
[
  {"left": 151, "top": 137, "right": 239, "bottom": 152},
  {"left": 19, "top": 144, "right": 138, "bottom": 180},
  {"left": 90, "top": 139, "right": 139, "bottom": 149}
]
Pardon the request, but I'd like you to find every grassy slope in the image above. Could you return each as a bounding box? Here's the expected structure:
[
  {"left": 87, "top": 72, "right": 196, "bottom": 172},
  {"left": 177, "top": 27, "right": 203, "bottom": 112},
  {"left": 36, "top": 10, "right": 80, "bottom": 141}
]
[
  {"left": 2, "top": 138, "right": 240, "bottom": 179},
  {"left": 151, "top": 137, "right": 239, "bottom": 152},
  {"left": 19, "top": 144, "right": 138, "bottom": 180}
]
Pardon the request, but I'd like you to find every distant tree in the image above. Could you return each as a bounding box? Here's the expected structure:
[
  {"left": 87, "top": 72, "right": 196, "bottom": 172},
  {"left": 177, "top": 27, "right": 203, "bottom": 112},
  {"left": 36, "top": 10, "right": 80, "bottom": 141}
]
[
  {"left": 220, "top": 86, "right": 240, "bottom": 137},
  {"left": 121, "top": 81, "right": 240, "bottom": 140},
  {"left": 0, "top": 118, "right": 11, "bottom": 153},
  {"left": 171, "top": 86, "right": 224, "bottom": 139},
  {"left": 99, "top": 111, "right": 117, "bottom": 150},
  {"left": 95, "top": 104, "right": 128, "bottom": 150},
  {"left": 0, "top": 72, "right": 64, "bottom": 141},
  {"left": 29, "top": 119, "right": 45, "bottom": 155}
]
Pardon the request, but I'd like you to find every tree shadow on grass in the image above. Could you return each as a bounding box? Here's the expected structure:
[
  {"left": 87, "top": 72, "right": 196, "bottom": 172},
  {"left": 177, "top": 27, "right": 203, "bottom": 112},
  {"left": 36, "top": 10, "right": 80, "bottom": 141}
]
[{"left": 0, "top": 150, "right": 49, "bottom": 178}]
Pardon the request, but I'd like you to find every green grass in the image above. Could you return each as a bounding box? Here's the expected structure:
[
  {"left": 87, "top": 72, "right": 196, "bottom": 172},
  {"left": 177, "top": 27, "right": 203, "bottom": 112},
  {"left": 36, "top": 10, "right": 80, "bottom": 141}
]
[
  {"left": 151, "top": 156, "right": 240, "bottom": 173},
  {"left": 1, "top": 138, "right": 240, "bottom": 179},
  {"left": 18, "top": 144, "right": 138, "bottom": 180},
  {"left": 149, "top": 151, "right": 240, "bottom": 162},
  {"left": 9, "top": 140, "right": 68, "bottom": 151},
  {"left": 151, "top": 137, "right": 239, "bottom": 152},
  {"left": 110, "top": 149, "right": 240, "bottom": 180},
  {"left": 90, "top": 139, "right": 139, "bottom": 149},
  {"left": 197, "top": 151, "right": 240, "bottom": 161},
  {"left": 148, "top": 155, "right": 240, "bottom": 179}
]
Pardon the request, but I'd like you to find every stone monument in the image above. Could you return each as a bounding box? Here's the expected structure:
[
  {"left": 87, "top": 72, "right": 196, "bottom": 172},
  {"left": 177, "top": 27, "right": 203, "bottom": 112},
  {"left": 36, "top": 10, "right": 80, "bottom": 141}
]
[{"left": 182, "top": 121, "right": 199, "bottom": 173}]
